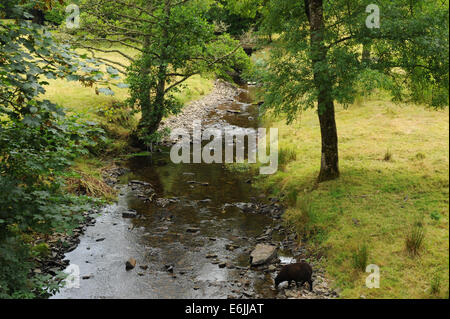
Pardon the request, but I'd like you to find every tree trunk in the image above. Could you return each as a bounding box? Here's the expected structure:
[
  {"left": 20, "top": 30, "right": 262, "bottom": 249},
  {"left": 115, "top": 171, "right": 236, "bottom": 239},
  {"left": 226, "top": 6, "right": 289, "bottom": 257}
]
[
  {"left": 140, "top": 75, "right": 165, "bottom": 136},
  {"left": 309, "top": 0, "right": 340, "bottom": 182},
  {"left": 134, "top": 1, "right": 169, "bottom": 146},
  {"left": 136, "top": 73, "right": 165, "bottom": 144},
  {"left": 31, "top": 9, "right": 45, "bottom": 25},
  {"left": 362, "top": 43, "right": 371, "bottom": 64},
  {"left": 317, "top": 99, "right": 339, "bottom": 182}
]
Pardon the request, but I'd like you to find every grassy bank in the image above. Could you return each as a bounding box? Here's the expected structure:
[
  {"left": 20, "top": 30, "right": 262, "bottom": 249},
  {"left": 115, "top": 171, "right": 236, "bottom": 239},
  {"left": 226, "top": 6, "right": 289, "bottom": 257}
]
[
  {"left": 42, "top": 47, "right": 214, "bottom": 132},
  {"left": 257, "top": 94, "right": 449, "bottom": 299},
  {"left": 42, "top": 47, "right": 214, "bottom": 184}
]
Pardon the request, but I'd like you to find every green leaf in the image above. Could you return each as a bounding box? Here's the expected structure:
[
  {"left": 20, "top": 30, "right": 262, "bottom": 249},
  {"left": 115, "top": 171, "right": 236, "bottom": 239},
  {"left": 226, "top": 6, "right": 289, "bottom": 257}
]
[{"left": 97, "top": 87, "right": 115, "bottom": 96}]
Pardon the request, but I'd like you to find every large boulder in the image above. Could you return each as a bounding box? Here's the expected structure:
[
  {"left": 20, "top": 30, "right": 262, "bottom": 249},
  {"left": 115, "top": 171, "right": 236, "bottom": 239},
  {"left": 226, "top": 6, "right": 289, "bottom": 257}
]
[{"left": 250, "top": 244, "right": 277, "bottom": 266}]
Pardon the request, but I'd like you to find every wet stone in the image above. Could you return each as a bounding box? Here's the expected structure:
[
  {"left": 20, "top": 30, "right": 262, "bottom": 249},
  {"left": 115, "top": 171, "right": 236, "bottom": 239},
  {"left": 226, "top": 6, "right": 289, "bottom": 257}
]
[
  {"left": 250, "top": 244, "right": 278, "bottom": 266},
  {"left": 165, "top": 265, "right": 174, "bottom": 273},
  {"left": 122, "top": 210, "right": 137, "bottom": 219},
  {"left": 226, "top": 263, "right": 235, "bottom": 269},
  {"left": 226, "top": 244, "right": 239, "bottom": 251},
  {"left": 125, "top": 258, "right": 136, "bottom": 270},
  {"left": 186, "top": 227, "right": 200, "bottom": 233}
]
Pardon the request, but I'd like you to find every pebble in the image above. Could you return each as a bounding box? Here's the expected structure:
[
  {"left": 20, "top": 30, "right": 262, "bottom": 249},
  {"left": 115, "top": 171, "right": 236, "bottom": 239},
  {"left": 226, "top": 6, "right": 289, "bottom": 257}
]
[{"left": 125, "top": 258, "right": 136, "bottom": 270}]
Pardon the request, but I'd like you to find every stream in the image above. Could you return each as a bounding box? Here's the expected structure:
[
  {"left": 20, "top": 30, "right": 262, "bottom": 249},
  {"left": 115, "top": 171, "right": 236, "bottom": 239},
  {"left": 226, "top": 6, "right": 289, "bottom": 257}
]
[{"left": 53, "top": 86, "right": 298, "bottom": 299}]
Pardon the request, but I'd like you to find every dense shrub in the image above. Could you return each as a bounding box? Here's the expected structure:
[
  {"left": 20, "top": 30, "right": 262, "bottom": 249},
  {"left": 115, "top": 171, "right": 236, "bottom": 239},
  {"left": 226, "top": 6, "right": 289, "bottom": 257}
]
[{"left": 0, "top": 4, "right": 111, "bottom": 298}]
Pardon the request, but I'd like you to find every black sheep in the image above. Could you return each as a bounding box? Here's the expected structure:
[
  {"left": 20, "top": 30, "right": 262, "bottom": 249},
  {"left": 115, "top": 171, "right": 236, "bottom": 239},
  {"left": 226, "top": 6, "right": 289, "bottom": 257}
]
[{"left": 274, "top": 262, "right": 313, "bottom": 291}]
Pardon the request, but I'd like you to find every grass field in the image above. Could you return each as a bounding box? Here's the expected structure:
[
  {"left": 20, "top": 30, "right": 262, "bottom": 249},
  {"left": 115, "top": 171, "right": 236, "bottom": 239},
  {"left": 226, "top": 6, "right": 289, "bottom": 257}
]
[
  {"left": 257, "top": 93, "right": 449, "bottom": 299},
  {"left": 42, "top": 47, "right": 214, "bottom": 123}
]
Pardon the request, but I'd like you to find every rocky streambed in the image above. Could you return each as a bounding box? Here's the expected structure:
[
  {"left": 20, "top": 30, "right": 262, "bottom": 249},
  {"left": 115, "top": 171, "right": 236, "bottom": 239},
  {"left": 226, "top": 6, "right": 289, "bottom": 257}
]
[{"left": 49, "top": 82, "right": 336, "bottom": 299}]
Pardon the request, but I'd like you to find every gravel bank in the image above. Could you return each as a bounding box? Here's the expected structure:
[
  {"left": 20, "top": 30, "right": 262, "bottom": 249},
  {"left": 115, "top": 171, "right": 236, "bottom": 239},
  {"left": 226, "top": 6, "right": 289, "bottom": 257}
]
[{"left": 159, "top": 79, "right": 242, "bottom": 143}]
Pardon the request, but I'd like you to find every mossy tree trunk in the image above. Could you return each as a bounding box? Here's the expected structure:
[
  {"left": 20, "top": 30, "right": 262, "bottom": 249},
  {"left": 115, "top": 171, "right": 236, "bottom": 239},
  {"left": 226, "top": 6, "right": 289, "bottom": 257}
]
[{"left": 308, "top": 0, "right": 339, "bottom": 182}]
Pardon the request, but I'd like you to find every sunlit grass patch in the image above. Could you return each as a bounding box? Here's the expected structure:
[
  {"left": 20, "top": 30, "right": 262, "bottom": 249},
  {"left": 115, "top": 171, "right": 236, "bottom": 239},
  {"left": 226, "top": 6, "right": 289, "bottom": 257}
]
[
  {"left": 258, "top": 94, "right": 449, "bottom": 298},
  {"left": 40, "top": 47, "right": 214, "bottom": 154}
]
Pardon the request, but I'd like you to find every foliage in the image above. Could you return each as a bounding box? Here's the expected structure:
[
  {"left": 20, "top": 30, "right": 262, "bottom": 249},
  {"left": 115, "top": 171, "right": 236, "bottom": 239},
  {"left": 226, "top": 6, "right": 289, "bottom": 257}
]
[
  {"left": 260, "top": 0, "right": 449, "bottom": 118},
  {"left": 96, "top": 100, "right": 136, "bottom": 129},
  {"left": 0, "top": 4, "right": 111, "bottom": 298},
  {"left": 31, "top": 243, "right": 51, "bottom": 258},
  {"left": 43, "top": 0, "right": 70, "bottom": 26},
  {"left": 75, "top": 0, "right": 249, "bottom": 146},
  {"left": 256, "top": 0, "right": 448, "bottom": 181},
  {"left": 206, "top": 0, "right": 261, "bottom": 36},
  {"left": 0, "top": 9, "right": 118, "bottom": 124}
]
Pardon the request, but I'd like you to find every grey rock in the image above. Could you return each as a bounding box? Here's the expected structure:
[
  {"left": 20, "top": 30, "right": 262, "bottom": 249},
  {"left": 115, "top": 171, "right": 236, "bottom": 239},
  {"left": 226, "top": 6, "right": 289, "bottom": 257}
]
[
  {"left": 122, "top": 210, "right": 137, "bottom": 218},
  {"left": 125, "top": 258, "right": 136, "bottom": 270},
  {"left": 250, "top": 244, "right": 278, "bottom": 266},
  {"left": 186, "top": 227, "right": 200, "bottom": 233}
]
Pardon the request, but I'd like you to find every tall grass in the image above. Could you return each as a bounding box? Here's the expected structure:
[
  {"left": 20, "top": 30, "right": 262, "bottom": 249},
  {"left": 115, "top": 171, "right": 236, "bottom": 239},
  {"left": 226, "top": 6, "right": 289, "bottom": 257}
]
[
  {"left": 405, "top": 225, "right": 425, "bottom": 256},
  {"left": 259, "top": 93, "right": 449, "bottom": 298},
  {"left": 352, "top": 244, "right": 369, "bottom": 272}
]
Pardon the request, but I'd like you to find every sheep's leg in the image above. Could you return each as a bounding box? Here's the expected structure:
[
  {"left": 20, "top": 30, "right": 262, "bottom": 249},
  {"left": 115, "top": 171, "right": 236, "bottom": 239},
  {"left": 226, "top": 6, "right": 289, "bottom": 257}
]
[{"left": 308, "top": 280, "right": 313, "bottom": 292}]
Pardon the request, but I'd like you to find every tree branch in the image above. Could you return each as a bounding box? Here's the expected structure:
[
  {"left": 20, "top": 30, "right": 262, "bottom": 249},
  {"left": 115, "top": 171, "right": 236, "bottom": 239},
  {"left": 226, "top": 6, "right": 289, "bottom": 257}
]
[
  {"left": 165, "top": 46, "right": 241, "bottom": 93},
  {"left": 77, "top": 45, "right": 135, "bottom": 63}
]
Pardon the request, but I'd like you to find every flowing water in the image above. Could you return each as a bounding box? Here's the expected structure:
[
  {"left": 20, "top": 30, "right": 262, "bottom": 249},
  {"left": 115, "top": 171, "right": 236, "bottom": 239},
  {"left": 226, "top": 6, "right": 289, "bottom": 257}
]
[{"left": 53, "top": 86, "right": 293, "bottom": 299}]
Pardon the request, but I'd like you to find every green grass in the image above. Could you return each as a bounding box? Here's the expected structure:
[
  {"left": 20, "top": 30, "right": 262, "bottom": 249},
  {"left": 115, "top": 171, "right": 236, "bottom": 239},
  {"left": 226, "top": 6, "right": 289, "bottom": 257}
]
[
  {"left": 41, "top": 46, "right": 214, "bottom": 154},
  {"left": 257, "top": 93, "right": 449, "bottom": 299},
  {"left": 0, "top": 19, "right": 15, "bottom": 24},
  {"left": 173, "top": 74, "right": 214, "bottom": 105},
  {"left": 42, "top": 47, "right": 214, "bottom": 124}
]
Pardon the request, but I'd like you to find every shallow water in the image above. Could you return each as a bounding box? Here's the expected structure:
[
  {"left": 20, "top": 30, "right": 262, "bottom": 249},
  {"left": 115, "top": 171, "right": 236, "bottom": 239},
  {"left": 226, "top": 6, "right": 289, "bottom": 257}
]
[{"left": 53, "top": 86, "right": 290, "bottom": 299}]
